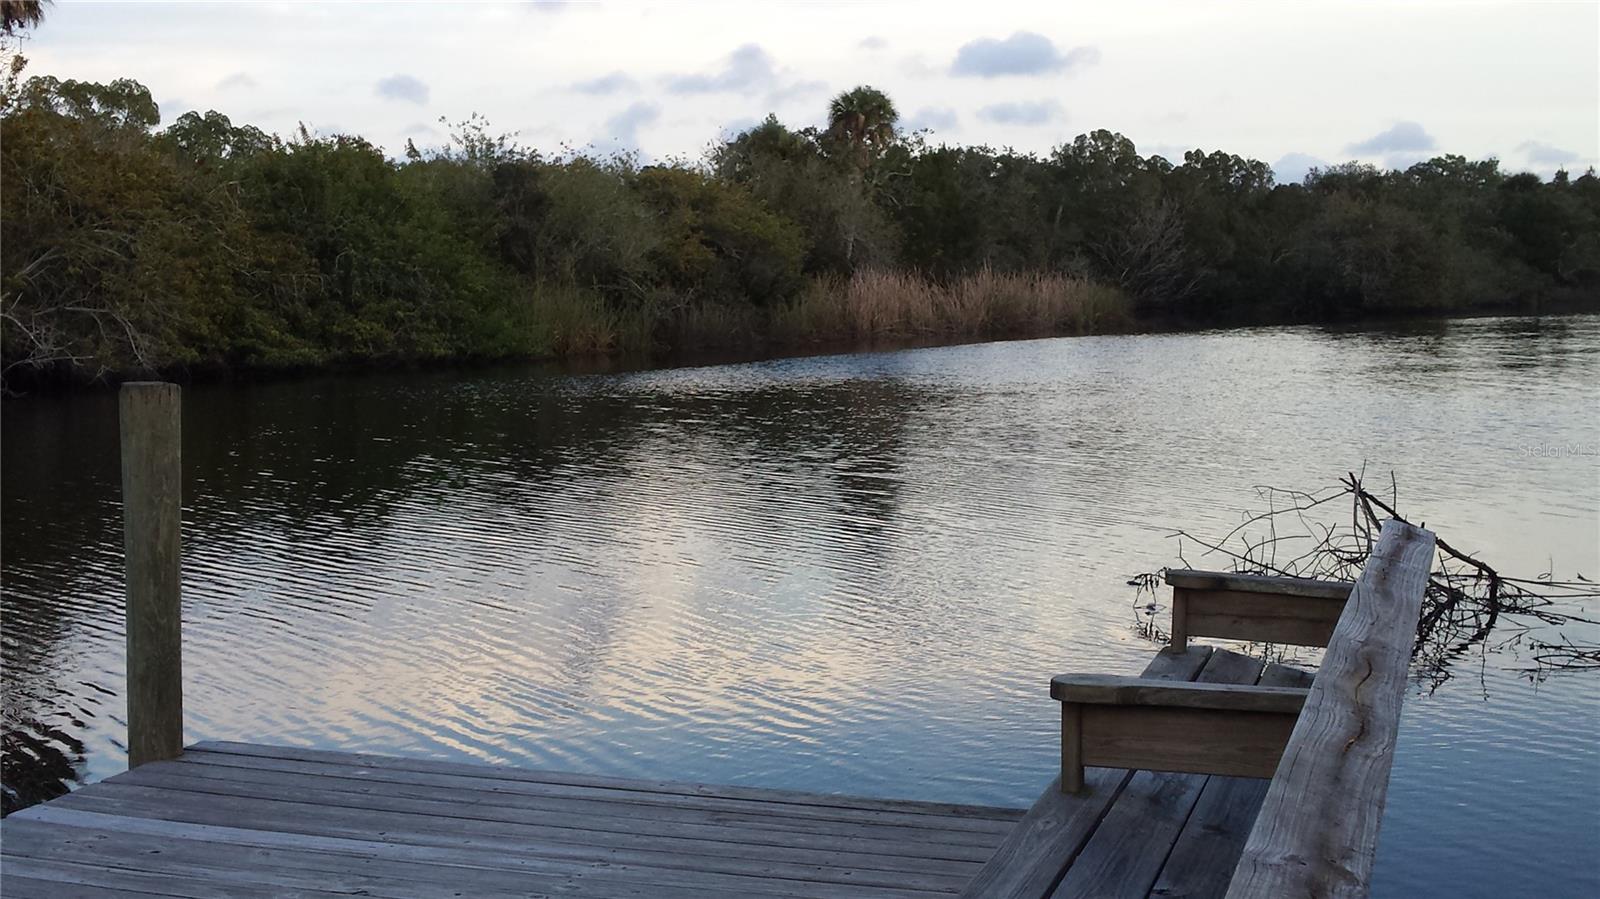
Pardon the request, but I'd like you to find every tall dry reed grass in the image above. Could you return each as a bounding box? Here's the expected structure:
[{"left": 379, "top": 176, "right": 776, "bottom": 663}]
[
  {"left": 771, "top": 268, "right": 1131, "bottom": 343},
  {"left": 528, "top": 269, "right": 1130, "bottom": 358}
]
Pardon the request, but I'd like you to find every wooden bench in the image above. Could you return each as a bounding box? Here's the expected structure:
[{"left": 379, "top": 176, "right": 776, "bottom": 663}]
[{"left": 963, "top": 518, "right": 1435, "bottom": 899}]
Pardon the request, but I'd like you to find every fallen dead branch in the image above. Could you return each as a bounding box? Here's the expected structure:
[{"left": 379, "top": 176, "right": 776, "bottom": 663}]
[{"left": 1132, "top": 470, "right": 1599, "bottom": 688}]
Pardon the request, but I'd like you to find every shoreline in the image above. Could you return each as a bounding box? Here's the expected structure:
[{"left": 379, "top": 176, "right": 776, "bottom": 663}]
[{"left": 5, "top": 300, "right": 1597, "bottom": 399}]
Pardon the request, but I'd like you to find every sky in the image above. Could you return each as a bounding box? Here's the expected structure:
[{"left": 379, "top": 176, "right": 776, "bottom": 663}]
[{"left": 17, "top": 0, "right": 1600, "bottom": 183}]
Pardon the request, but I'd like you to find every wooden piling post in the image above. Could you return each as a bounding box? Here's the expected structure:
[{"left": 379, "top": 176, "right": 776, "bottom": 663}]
[{"left": 120, "top": 381, "right": 184, "bottom": 767}]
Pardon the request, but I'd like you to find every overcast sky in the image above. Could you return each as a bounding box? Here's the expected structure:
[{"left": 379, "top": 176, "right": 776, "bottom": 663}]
[{"left": 20, "top": 0, "right": 1600, "bottom": 182}]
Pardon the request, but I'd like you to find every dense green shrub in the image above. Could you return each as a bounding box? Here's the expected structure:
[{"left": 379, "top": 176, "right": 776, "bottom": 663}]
[
  {"left": 3, "top": 66, "right": 1595, "bottom": 387},
  {"left": 634, "top": 165, "right": 806, "bottom": 306}
]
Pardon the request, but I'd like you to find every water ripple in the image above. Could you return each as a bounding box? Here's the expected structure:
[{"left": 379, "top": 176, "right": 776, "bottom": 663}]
[{"left": 3, "top": 315, "right": 1599, "bottom": 895}]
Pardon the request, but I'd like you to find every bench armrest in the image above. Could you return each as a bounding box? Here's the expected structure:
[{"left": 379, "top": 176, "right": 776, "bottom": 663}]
[{"left": 1051, "top": 675, "right": 1309, "bottom": 715}]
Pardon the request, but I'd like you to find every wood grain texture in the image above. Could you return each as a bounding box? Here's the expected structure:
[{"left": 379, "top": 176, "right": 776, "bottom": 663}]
[
  {"left": 1060, "top": 703, "right": 1084, "bottom": 793},
  {"left": 1, "top": 743, "right": 1019, "bottom": 899},
  {"left": 1067, "top": 650, "right": 1289, "bottom": 782},
  {"left": 1149, "top": 663, "right": 1315, "bottom": 899},
  {"left": 1181, "top": 588, "right": 1347, "bottom": 648},
  {"left": 1225, "top": 520, "right": 1435, "bottom": 899},
  {"left": 119, "top": 382, "right": 184, "bottom": 768},
  {"left": 1051, "top": 675, "right": 1309, "bottom": 714},
  {"left": 959, "top": 646, "right": 1214, "bottom": 899},
  {"left": 48, "top": 785, "right": 975, "bottom": 892},
  {"left": 187, "top": 740, "right": 1019, "bottom": 825},
  {"left": 1164, "top": 570, "right": 1354, "bottom": 600},
  {"left": 17, "top": 806, "right": 964, "bottom": 899},
  {"left": 64, "top": 777, "right": 982, "bottom": 876},
  {"left": 1170, "top": 589, "right": 1190, "bottom": 652},
  {"left": 107, "top": 760, "right": 1000, "bottom": 857},
  {"left": 1077, "top": 705, "right": 1299, "bottom": 779},
  {"left": 1, "top": 811, "right": 936, "bottom": 899}
]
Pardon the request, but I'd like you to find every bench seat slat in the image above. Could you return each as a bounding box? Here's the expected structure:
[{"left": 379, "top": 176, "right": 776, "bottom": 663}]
[{"left": 1149, "top": 663, "right": 1316, "bottom": 899}]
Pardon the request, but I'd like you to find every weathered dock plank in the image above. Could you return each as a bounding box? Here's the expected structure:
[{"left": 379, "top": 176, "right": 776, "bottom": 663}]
[
  {"left": 109, "top": 762, "right": 998, "bottom": 862},
  {"left": 51, "top": 782, "right": 983, "bottom": 881},
  {"left": 3, "top": 815, "right": 867, "bottom": 899},
  {"left": 195, "top": 740, "right": 1020, "bottom": 823},
  {"left": 178, "top": 744, "right": 1016, "bottom": 836},
  {"left": 2, "top": 746, "right": 1018, "bottom": 899},
  {"left": 15, "top": 806, "right": 958, "bottom": 898},
  {"left": 1149, "top": 663, "right": 1317, "bottom": 899},
  {"left": 44, "top": 789, "right": 974, "bottom": 893}
]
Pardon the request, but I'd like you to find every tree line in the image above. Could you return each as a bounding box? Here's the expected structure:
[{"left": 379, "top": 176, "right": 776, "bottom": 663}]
[{"left": 3, "top": 63, "right": 1597, "bottom": 388}]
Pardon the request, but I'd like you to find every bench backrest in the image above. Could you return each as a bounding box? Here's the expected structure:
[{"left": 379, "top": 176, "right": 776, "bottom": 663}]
[{"left": 1163, "top": 568, "right": 1354, "bottom": 651}]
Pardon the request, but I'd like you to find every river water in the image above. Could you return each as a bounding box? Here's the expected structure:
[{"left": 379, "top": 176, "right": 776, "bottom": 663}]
[{"left": 4, "top": 314, "right": 1598, "bottom": 896}]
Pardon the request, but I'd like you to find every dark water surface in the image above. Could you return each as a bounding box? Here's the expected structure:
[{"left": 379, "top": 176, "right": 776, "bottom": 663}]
[{"left": 5, "top": 315, "right": 1598, "bottom": 896}]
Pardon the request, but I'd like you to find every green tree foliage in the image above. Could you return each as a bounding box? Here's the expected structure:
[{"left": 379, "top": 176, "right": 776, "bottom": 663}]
[
  {"left": 825, "top": 86, "right": 898, "bottom": 172},
  {"left": 884, "top": 146, "right": 1059, "bottom": 276},
  {"left": 1, "top": 73, "right": 320, "bottom": 375},
  {"left": 1, "top": 0, "right": 45, "bottom": 37},
  {"left": 520, "top": 156, "right": 658, "bottom": 291},
  {"left": 2, "top": 71, "right": 1595, "bottom": 387},
  {"left": 712, "top": 115, "right": 896, "bottom": 273},
  {"left": 633, "top": 165, "right": 806, "bottom": 306}
]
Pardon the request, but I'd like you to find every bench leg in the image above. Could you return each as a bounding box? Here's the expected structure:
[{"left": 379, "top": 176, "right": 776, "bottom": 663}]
[{"left": 1061, "top": 702, "right": 1084, "bottom": 793}]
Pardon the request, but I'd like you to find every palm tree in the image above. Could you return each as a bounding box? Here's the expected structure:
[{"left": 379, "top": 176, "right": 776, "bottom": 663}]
[
  {"left": 1, "top": 0, "right": 47, "bottom": 36},
  {"left": 826, "top": 86, "right": 897, "bottom": 172}
]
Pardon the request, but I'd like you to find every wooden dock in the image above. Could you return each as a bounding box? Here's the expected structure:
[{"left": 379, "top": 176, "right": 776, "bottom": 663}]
[
  {"left": 0, "top": 384, "right": 1439, "bottom": 898},
  {"left": 0, "top": 741, "right": 1021, "bottom": 898},
  {"left": 0, "top": 646, "right": 1308, "bottom": 899}
]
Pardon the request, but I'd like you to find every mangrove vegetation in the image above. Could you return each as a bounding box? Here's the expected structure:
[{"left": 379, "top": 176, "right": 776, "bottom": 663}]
[{"left": 3, "top": 58, "right": 1598, "bottom": 388}]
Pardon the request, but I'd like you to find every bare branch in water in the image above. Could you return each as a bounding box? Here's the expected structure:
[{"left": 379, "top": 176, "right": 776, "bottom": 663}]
[{"left": 1132, "top": 470, "right": 1599, "bottom": 688}]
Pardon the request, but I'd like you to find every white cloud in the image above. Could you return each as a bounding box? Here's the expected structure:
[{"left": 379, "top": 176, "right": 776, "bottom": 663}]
[
  {"left": 766, "top": 79, "right": 827, "bottom": 107},
  {"left": 601, "top": 101, "right": 660, "bottom": 147},
  {"left": 906, "top": 107, "right": 958, "bottom": 132},
  {"left": 664, "top": 44, "right": 776, "bottom": 94},
  {"left": 719, "top": 116, "right": 762, "bottom": 138},
  {"left": 375, "top": 74, "right": 429, "bottom": 105},
  {"left": 976, "top": 100, "right": 1065, "bottom": 126},
  {"left": 952, "top": 32, "right": 1098, "bottom": 78},
  {"left": 1516, "top": 140, "right": 1580, "bottom": 166},
  {"left": 1272, "top": 152, "right": 1329, "bottom": 186},
  {"left": 20, "top": 0, "right": 1597, "bottom": 165},
  {"left": 216, "top": 72, "right": 255, "bottom": 90},
  {"left": 1347, "top": 121, "right": 1435, "bottom": 156},
  {"left": 573, "top": 72, "right": 638, "bottom": 95},
  {"left": 158, "top": 98, "right": 189, "bottom": 124}
]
